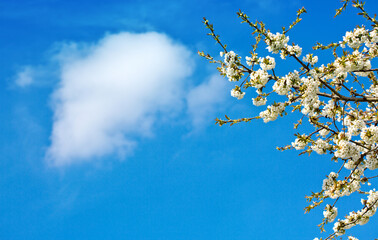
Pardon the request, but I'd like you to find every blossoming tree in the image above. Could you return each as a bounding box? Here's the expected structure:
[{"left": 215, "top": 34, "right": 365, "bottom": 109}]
[{"left": 199, "top": 0, "right": 378, "bottom": 239}]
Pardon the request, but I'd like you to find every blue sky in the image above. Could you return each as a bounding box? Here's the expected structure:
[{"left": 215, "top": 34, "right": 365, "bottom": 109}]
[{"left": 1, "top": 0, "right": 378, "bottom": 239}]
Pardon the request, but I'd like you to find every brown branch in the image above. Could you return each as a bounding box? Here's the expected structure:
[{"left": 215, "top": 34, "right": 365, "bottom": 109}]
[{"left": 317, "top": 92, "right": 378, "bottom": 102}]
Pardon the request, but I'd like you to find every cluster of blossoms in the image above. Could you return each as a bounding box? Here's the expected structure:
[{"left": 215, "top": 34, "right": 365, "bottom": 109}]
[
  {"left": 360, "top": 125, "right": 378, "bottom": 144},
  {"left": 311, "top": 138, "right": 331, "bottom": 154},
  {"left": 365, "top": 151, "right": 378, "bottom": 170},
  {"left": 252, "top": 96, "right": 267, "bottom": 106},
  {"left": 344, "top": 115, "right": 366, "bottom": 136},
  {"left": 321, "top": 100, "right": 336, "bottom": 118},
  {"left": 368, "top": 84, "right": 378, "bottom": 97},
  {"left": 333, "top": 133, "right": 361, "bottom": 164},
  {"left": 272, "top": 71, "right": 301, "bottom": 96},
  {"left": 319, "top": 128, "right": 330, "bottom": 137},
  {"left": 333, "top": 190, "right": 378, "bottom": 236},
  {"left": 348, "top": 237, "right": 359, "bottom": 240},
  {"left": 250, "top": 69, "right": 269, "bottom": 89},
  {"left": 265, "top": 32, "right": 290, "bottom": 53},
  {"left": 340, "top": 26, "right": 378, "bottom": 59},
  {"left": 300, "top": 76, "right": 321, "bottom": 117},
  {"left": 245, "top": 54, "right": 259, "bottom": 66},
  {"left": 292, "top": 134, "right": 308, "bottom": 150},
  {"left": 323, "top": 204, "right": 338, "bottom": 223},
  {"left": 231, "top": 86, "right": 245, "bottom": 100},
  {"left": 201, "top": 3, "right": 378, "bottom": 239},
  {"left": 315, "top": 237, "right": 359, "bottom": 240},
  {"left": 259, "top": 102, "right": 286, "bottom": 123},
  {"left": 220, "top": 51, "right": 243, "bottom": 82},
  {"left": 322, "top": 170, "right": 362, "bottom": 199},
  {"left": 333, "top": 50, "right": 371, "bottom": 77},
  {"left": 286, "top": 44, "right": 302, "bottom": 58},
  {"left": 259, "top": 56, "right": 276, "bottom": 70},
  {"left": 303, "top": 54, "right": 319, "bottom": 65},
  {"left": 342, "top": 27, "right": 369, "bottom": 49}
]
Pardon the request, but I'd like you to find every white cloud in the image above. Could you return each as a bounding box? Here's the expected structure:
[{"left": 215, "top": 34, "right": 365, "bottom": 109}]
[
  {"left": 187, "top": 75, "right": 228, "bottom": 131},
  {"left": 46, "top": 32, "right": 194, "bottom": 166},
  {"left": 13, "top": 31, "right": 231, "bottom": 166},
  {"left": 15, "top": 66, "right": 34, "bottom": 87}
]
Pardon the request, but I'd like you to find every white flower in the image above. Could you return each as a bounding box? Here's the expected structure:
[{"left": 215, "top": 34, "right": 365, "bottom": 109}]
[
  {"left": 361, "top": 125, "right": 378, "bottom": 144},
  {"left": 300, "top": 77, "right": 321, "bottom": 117},
  {"left": 259, "top": 102, "right": 285, "bottom": 123},
  {"left": 246, "top": 54, "right": 258, "bottom": 66},
  {"left": 348, "top": 236, "right": 358, "bottom": 240},
  {"left": 333, "top": 190, "right": 378, "bottom": 235},
  {"left": 319, "top": 129, "right": 330, "bottom": 137},
  {"left": 259, "top": 56, "right": 276, "bottom": 70},
  {"left": 222, "top": 51, "right": 242, "bottom": 82},
  {"left": 347, "top": 119, "right": 366, "bottom": 136},
  {"left": 322, "top": 172, "right": 338, "bottom": 192},
  {"left": 323, "top": 204, "right": 338, "bottom": 222},
  {"left": 334, "top": 140, "right": 360, "bottom": 161},
  {"left": 334, "top": 50, "right": 371, "bottom": 76},
  {"left": 272, "top": 78, "right": 290, "bottom": 95},
  {"left": 252, "top": 96, "right": 267, "bottom": 106},
  {"left": 322, "top": 100, "right": 336, "bottom": 118},
  {"left": 333, "top": 221, "right": 346, "bottom": 236},
  {"left": 303, "top": 54, "right": 318, "bottom": 65},
  {"left": 287, "top": 44, "right": 302, "bottom": 57},
  {"left": 342, "top": 27, "right": 368, "bottom": 49},
  {"left": 265, "top": 32, "right": 289, "bottom": 53},
  {"left": 365, "top": 153, "right": 378, "bottom": 170},
  {"left": 312, "top": 139, "right": 331, "bottom": 154},
  {"left": 292, "top": 134, "right": 307, "bottom": 150},
  {"left": 369, "top": 85, "right": 378, "bottom": 97},
  {"left": 231, "top": 87, "right": 245, "bottom": 100},
  {"left": 224, "top": 51, "right": 237, "bottom": 65},
  {"left": 250, "top": 69, "right": 269, "bottom": 89}
]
